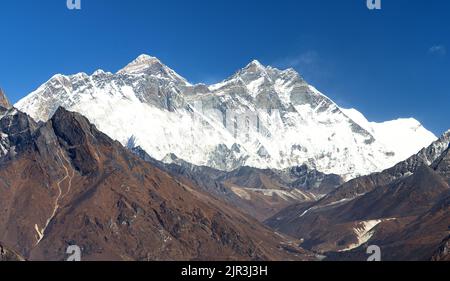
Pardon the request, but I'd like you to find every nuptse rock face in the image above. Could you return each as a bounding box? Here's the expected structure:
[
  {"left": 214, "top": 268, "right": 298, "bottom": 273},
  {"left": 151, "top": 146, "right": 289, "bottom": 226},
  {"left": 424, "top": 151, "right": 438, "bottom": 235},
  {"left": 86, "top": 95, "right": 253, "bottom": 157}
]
[
  {"left": 0, "top": 103, "right": 313, "bottom": 261},
  {"left": 15, "top": 55, "right": 436, "bottom": 179}
]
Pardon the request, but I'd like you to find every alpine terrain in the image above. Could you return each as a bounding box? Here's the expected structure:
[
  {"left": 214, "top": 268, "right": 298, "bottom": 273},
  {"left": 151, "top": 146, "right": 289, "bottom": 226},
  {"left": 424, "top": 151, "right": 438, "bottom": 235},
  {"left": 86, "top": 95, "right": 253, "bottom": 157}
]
[
  {"left": 0, "top": 94, "right": 313, "bottom": 261},
  {"left": 266, "top": 130, "right": 450, "bottom": 260},
  {"left": 1, "top": 55, "right": 447, "bottom": 261},
  {"left": 15, "top": 55, "right": 436, "bottom": 180}
]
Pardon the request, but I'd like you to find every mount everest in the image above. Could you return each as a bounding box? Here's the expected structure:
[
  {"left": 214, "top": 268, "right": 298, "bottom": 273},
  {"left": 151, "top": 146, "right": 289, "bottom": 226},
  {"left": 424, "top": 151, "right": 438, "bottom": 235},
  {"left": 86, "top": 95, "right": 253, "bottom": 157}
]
[{"left": 15, "top": 54, "right": 436, "bottom": 179}]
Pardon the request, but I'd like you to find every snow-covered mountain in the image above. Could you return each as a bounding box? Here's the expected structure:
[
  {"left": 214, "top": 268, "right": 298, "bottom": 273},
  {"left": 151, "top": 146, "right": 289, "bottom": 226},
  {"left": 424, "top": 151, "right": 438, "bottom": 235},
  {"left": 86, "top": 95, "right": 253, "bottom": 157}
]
[{"left": 15, "top": 54, "right": 436, "bottom": 179}]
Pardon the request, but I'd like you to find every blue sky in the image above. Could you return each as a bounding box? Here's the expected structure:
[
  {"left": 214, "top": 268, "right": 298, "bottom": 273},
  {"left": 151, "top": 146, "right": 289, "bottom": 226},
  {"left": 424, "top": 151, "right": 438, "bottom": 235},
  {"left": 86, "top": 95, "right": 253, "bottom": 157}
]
[{"left": 0, "top": 0, "right": 449, "bottom": 135}]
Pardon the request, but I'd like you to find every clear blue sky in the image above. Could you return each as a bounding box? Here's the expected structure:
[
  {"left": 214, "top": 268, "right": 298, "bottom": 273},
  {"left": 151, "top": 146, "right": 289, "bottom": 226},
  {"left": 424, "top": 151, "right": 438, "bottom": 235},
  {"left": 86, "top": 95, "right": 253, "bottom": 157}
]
[{"left": 0, "top": 0, "right": 449, "bottom": 135}]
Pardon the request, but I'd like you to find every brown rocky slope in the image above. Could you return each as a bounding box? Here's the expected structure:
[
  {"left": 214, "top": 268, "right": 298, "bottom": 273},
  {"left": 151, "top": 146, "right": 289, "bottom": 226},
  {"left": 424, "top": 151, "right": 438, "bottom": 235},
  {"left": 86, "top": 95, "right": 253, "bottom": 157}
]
[
  {"left": 266, "top": 134, "right": 450, "bottom": 260},
  {"left": 0, "top": 106, "right": 312, "bottom": 261}
]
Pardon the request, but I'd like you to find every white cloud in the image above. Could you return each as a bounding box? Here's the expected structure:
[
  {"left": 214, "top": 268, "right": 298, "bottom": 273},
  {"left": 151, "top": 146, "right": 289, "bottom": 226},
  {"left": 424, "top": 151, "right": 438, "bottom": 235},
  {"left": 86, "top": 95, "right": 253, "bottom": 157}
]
[
  {"left": 429, "top": 45, "right": 446, "bottom": 56},
  {"left": 272, "top": 51, "right": 332, "bottom": 82},
  {"left": 274, "top": 51, "right": 319, "bottom": 69}
]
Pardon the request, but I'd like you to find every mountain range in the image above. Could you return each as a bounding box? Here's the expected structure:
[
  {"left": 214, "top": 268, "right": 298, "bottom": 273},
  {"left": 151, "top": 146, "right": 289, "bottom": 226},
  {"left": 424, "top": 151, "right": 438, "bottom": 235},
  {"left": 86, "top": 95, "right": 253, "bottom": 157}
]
[
  {"left": 266, "top": 131, "right": 450, "bottom": 260},
  {"left": 0, "top": 54, "right": 448, "bottom": 261},
  {"left": 15, "top": 55, "right": 436, "bottom": 180},
  {"left": 0, "top": 101, "right": 312, "bottom": 260}
]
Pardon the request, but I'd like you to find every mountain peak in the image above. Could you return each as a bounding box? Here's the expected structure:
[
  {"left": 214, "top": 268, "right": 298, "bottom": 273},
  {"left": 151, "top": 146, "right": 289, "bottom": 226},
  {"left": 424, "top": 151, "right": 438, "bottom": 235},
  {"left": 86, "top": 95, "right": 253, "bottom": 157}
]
[
  {"left": 0, "top": 88, "right": 12, "bottom": 109},
  {"left": 50, "top": 106, "right": 114, "bottom": 175},
  {"left": 239, "top": 60, "right": 303, "bottom": 82},
  {"left": 222, "top": 59, "right": 268, "bottom": 83},
  {"left": 117, "top": 54, "right": 163, "bottom": 74},
  {"left": 51, "top": 106, "right": 104, "bottom": 136},
  {"left": 248, "top": 59, "right": 264, "bottom": 68},
  {"left": 242, "top": 59, "right": 267, "bottom": 73},
  {"left": 15, "top": 55, "right": 438, "bottom": 179},
  {"left": 134, "top": 54, "right": 161, "bottom": 64},
  {"left": 435, "top": 130, "right": 450, "bottom": 146},
  {"left": 51, "top": 106, "right": 101, "bottom": 143},
  {"left": 117, "top": 54, "right": 191, "bottom": 85}
]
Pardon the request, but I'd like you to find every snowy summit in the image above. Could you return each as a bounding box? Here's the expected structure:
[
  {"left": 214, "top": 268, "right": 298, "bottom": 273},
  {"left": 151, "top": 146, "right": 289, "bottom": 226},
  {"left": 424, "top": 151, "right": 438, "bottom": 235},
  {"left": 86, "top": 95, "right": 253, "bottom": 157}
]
[{"left": 15, "top": 55, "right": 437, "bottom": 179}]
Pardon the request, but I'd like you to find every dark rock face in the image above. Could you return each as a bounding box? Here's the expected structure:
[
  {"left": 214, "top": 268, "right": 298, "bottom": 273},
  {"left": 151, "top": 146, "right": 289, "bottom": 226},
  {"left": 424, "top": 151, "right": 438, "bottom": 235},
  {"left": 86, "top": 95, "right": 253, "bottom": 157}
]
[
  {"left": 50, "top": 107, "right": 110, "bottom": 175},
  {"left": 432, "top": 147, "right": 450, "bottom": 183},
  {"left": 0, "top": 106, "right": 312, "bottom": 261},
  {"left": 0, "top": 108, "right": 38, "bottom": 161},
  {"left": 286, "top": 165, "right": 344, "bottom": 194}
]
